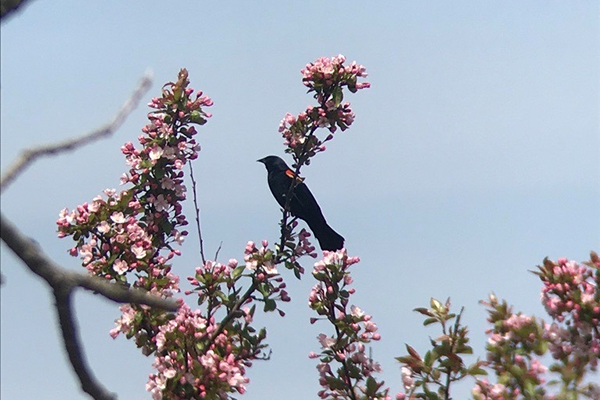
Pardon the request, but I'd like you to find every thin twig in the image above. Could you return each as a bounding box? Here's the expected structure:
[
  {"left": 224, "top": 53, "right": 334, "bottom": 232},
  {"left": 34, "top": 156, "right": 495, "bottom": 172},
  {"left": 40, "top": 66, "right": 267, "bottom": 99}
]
[
  {"left": 188, "top": 162, "right": 206, "bottom": 264},
  {"left": 214, "top": 241, "right": 223, "bottom": 261},
  {"left": 0, "top": 73, "right": 153, "bottom": 194},
  {"left": 204, "top": 280, "right": 258, "bottom": 349},
  {"left": 275, "top": 126, "right": 318, "bottom": 264}
]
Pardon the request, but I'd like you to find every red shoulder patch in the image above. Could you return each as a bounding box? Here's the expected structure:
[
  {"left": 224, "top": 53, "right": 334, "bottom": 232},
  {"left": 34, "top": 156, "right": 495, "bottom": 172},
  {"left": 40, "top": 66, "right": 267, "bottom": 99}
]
[{"left": 285, "top": 169, "right": 305, "bottom": 182}]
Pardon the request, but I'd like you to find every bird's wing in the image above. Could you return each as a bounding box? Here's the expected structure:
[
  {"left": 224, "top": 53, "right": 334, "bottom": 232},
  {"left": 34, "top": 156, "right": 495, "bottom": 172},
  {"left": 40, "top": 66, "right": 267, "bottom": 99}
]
[{"left": 292, "top": 181, "right": 324, "bottom": 217}]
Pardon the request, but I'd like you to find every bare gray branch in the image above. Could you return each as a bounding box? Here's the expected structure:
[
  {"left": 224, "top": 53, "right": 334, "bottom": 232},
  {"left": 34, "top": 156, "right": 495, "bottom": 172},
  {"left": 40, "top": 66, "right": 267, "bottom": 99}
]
[
  {"left": 0, "top": 73, "right": 153, "bottom": 193},
  {"left": 1, "top": 0, "right": 34, "bottom": 21}
]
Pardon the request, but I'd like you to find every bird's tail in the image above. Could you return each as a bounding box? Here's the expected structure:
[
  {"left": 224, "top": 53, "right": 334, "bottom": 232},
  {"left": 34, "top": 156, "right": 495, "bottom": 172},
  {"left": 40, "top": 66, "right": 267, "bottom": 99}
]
[{"left": 307, "top": 219, "right": 345, "bottom": 251}]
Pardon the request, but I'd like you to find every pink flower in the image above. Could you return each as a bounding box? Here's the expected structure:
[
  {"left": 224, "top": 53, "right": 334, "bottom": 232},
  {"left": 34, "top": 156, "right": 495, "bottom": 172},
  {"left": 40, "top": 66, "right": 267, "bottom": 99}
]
[
  {"left": 351, "top": 305, "right": 365, "bottom": 318},
  {"left": 153, "top": 194, "right": 169, "bottom": 212},
  {"left": 401, "top": 366, "right": 415, "bottom": 391},
  {"left": 113, "top": 259, "right": 128, "bottom": 275},
  {"left": 110, "top": 212, "right": 126, "bottom": 224},
  {"left": 132, "top": 245, "right": 147, "bottom": 259},
  {"left": 149, "top": 146, "right": 163, "bottom": 161},
  {"left": 317, "top": 333, "right": 336, "bottom": 349}
]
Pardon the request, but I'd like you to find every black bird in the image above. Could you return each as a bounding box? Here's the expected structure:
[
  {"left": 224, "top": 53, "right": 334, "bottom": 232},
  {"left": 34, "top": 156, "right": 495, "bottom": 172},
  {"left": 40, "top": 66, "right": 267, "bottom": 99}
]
[{"left": 258, "top": 155, "right": 344, "bottom": 251}]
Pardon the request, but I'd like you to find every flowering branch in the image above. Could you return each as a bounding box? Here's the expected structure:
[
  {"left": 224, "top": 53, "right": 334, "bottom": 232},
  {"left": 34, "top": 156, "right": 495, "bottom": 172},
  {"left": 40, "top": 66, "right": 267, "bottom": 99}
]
[
  {"left": 0, "top": 213, "right": 179, "bottom": 309},
  {"left": 309, "top": 250, "right": 388, "bottom": 400},
  {"left": 271, "top": 55, "right": 389, "bottom": 400},
  {"left": 56, "top": 69, "right": 289, "bottom": 399},
  {"left": 395, "top": 253, "right": 600, "bottom": 400},
  {"left": 396, "top": 298, "right": 485, "bottom": 400},
  {"left": 0, "top": 72, "right": 152, "bottom": 194},
  {"left": 275, "top": 54, "right": 370, "bottom": 276},
  {"left": 49, "top": 57, "right": 371, "bottom": 399}
]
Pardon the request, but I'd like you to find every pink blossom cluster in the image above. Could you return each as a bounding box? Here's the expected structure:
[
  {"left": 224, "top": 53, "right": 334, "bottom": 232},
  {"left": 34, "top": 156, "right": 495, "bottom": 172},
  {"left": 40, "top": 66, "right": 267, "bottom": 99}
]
[
  {"left": 292, "top": 228, "right": 318, "bottom": 259},
  {"left": 243, "top": 240, "right": 291, "bottom": 311},
  {"left": 280, "top": 54, "right": 370, "bottom": 162},
  {"left": 472, "top": 380, "right": 515, "bottom": 400},
  {"left": 185, "top": 259, "right": 239, "bottom": 307},
  {"left": 475, "top": 253, "right": 600, "bottom": 399},
  {"left": 476, "top": 294, "right": 549, "bottom": 398},
  {"left": 543, "top": 321, "right": 599, "bottom": 368},
  {"left": 146, "top": 303, "right": 250, "bottom": 400},
  {"left": 539, "top": 257, "right": 599, "bottom": 325},
  {"left": 176, "top": 252, "right": 279, "bottom": 398},
  {"left": 309, "top": 250, "right": 389, "bottom": 400},
  {"left": 536, "top": 254, "right": 600, "bottom": 392},
  {"left": 244, "top": 240, "right": 278, "bottom": 277},
  {"left": 279, "top": 227, "right": 318, "bottom": 273},
  {"left": 301, "top": 54, "right": 370, "bottom": 92},
  {"left": 57, "top": 188, "right": 181, "bottom": 300},
  {"left": 57, "top": 69, "right": 212, "bottom": 301}
]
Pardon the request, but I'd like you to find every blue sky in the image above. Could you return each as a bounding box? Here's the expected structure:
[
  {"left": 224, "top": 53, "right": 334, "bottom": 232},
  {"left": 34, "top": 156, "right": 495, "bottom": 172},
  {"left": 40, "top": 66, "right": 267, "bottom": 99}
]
[{"left": 1, "top": 1, "right": 598, "bottom": 399}]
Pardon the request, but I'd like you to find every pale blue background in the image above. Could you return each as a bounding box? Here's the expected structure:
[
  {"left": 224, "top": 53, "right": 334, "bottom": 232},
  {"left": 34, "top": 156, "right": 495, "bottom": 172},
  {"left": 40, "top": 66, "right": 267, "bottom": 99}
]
[{"left": 1, "top": 1, "right": 598, "bottom": 399}]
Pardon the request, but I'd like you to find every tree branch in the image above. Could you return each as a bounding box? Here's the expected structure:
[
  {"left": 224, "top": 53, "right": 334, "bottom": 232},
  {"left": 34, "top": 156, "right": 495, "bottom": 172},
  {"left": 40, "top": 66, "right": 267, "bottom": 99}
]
[
  {"left": 0, "top": 73, "right": 153, "bottom": 194},
  {"left": 0, "top": 212, "right": 179, "bottom": 400},
  {"left": 0, "top": 213, "right": 179, "bottom": 310},
  {"left": 0, "top": 0, "right": 34, "bottom": 21},
  {"left": 54, "top": 287, "right": 117, "bottom": 400}
]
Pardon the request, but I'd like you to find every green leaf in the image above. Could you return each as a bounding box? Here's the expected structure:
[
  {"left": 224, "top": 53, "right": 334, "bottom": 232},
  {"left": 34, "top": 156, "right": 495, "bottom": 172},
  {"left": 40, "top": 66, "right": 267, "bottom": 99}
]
[
  {"left": 414, "top": 307, "right": 434, "bottom": 317},
  {"left": 467, "top": 366, "right": 488, "bottom": 376},
  {"left": 406, "top": 344, "right": 422, "bottom": 360},
  {"left": 189, "top": 110, "right": 206, "bottom": 125},
  {"left": 325, "top": 376, "right": 346, "bottom": 391},
  {"left": 160, "top": 219, "right": 173, "bottom": 235},
  {"left": 365, "top": 376, "right": 378, "bottom": 396},
  {"left": 430, "top": 298, "right": 443, "bottom": 311},
  {"left": 231, "top": 265, "right": 245, "bottom": 280},
  {"left": 332, "top": 86, "right": 343, "bottom": 107},
  {"left": 264, "top": 298, "right": 277, "bottom": 312}
]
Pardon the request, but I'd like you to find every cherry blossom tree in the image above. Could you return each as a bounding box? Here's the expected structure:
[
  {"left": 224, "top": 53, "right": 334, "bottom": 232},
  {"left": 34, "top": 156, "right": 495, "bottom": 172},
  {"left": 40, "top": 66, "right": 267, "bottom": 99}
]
[{"left": 1, "top": 46, "right": 597, "bottom": 400}]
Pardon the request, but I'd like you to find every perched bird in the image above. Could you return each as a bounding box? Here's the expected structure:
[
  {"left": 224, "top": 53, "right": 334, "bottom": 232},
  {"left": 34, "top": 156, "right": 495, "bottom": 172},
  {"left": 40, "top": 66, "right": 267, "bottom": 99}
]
[{"left": 257, "top": 155, "right": 344, "bottom": 251}]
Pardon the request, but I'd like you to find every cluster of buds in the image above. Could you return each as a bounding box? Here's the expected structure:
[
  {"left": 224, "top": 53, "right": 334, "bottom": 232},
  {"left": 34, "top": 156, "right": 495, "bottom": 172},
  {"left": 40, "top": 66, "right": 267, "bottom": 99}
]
[
  {"left": 536, "top": 253, "right": 600, "bottom": 395},
  {"left": 474, "top": 294, "right": 548, "bottom": 399},
  {"left": 146, "top": 303, "right": 253, "bottom": 400},
  {"left": 244, "top": 240, "right": 291, "bottom": 314},
  {"left": 308, "top": 250, "right": 389, "bottom": 400},
  {"left": 279, "top": 54, "right": 370, "bottom": 164}
]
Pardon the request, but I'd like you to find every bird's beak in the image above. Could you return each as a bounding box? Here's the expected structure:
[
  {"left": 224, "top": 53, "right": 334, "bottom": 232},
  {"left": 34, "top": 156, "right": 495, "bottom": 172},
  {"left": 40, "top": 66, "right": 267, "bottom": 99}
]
[{"left": 257, "top": 158, "right": 265, "bottom": 164}]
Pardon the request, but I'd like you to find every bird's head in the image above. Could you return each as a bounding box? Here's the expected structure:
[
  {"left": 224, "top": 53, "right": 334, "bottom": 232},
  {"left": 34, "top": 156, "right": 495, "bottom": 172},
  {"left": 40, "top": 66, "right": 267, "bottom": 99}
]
[{"left": 257, "top": 155, "right": 289, "bottom": 172}]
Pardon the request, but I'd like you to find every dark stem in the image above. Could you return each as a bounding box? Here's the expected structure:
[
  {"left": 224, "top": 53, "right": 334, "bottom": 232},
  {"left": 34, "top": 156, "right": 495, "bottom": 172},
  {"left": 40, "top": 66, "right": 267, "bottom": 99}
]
[
  {"left": 444, "top": 307, "right": 464, "bottom": 400},
  {"left": 275, "top": 125, "right": 319, "bottom": 264},
  {"left": 329, "top": 305, "right": 358, "bottom": 400},
  {"left": 188, "top": 155, "right": 206, "bottom": 265},
  {"left": 204, "top": 280, "right": 258, "bottom": 349}
]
